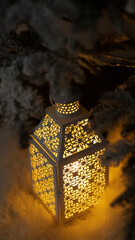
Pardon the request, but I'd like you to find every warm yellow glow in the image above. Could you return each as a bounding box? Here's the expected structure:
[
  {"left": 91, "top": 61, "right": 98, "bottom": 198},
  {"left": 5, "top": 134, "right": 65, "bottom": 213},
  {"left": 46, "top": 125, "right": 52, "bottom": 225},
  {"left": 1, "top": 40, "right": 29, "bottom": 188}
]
[
  {"left": 63, "top": 119, "right": 102, "bottom": 158},
  {"left": 55, "top": 101, "right": 80, "bottom": 114},
  {"left": 34, "top": 114, "right": 60, "bottom": 157},
  {"left": 29, "top": 144, "right": 56, "bottom": 215},
  {"left": 30, "top": 105, "right": 106, "bottom": 222},
  {"left": 63, "top": 149, "right": 106, "bottom": 219}
]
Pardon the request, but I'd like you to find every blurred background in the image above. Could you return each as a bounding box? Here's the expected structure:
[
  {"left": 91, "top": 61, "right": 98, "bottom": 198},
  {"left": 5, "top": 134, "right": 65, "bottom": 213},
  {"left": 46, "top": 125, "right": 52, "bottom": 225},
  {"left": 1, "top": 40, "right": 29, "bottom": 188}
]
[{"left": 0, "top": 0, "right": 135, "bottom": 239}]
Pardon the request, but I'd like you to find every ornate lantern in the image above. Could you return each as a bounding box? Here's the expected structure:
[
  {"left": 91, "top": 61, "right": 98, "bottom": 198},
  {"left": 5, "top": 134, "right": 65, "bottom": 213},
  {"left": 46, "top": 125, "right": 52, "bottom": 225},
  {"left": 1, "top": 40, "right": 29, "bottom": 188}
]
[{"left": 29, "top": 86, "right": 108, "bottom": 223}]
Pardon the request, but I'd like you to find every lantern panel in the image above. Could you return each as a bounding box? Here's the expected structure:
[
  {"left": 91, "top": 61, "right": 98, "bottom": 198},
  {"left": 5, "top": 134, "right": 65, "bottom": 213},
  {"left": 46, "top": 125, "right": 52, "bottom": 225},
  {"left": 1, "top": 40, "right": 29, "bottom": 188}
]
[
  {"left": 63, "top": 118, "right": 102, "bottom": 158},
  {"left": 55, "top": 101, "right": 80, "bottom": 114},
  {"left": 34, "top": 114, "right": 61, "bottom": 157},
  {"left": 63, "top": 149, "right": 105, "bottom": 219},
  {"left": 29, "top": 144, "right": 56, "bottom": 215}
]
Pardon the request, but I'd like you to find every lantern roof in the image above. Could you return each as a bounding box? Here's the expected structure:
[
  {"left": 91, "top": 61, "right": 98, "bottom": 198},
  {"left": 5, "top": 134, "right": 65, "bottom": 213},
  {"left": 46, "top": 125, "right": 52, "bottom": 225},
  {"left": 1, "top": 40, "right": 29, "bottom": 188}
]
[{"left": 32, "top": 104, "right": 107, "bottom": 164}]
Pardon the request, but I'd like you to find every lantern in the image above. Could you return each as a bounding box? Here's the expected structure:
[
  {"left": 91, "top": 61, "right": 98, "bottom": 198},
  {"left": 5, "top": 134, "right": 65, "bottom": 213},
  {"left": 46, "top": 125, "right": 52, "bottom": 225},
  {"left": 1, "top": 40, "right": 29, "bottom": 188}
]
[{"left": 29, "top": 87, "right": 108, "bottom": 223}]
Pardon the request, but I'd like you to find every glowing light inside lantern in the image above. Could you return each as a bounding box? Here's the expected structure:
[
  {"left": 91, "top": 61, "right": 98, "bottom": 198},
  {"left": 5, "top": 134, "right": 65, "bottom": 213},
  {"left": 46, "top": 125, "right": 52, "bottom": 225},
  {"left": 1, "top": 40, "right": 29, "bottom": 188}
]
[
  {"left": 63, "top": 119, "right": 102, "bottom": 158},
  {"left": 29, "top": 144, "right": 56, "bottom": 215},
  {"left": 55, "top": 101, "right": 80, "bottom": 114},
  {"left": 63, "top": 149, "right": 105, "bottom": 219},
  {"left": 34, "top": 114, "right": 61, "bottom": 157}
]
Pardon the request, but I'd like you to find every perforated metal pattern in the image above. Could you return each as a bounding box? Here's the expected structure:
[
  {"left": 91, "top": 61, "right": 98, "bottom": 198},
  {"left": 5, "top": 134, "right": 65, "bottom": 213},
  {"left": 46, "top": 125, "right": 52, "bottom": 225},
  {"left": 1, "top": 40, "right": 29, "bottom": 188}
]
[
  {"left": 63, "top": 119, "right": 102, "bottom": 158},
  {"left": 55, "top": 101, "right": 79, "bottom": 114},
  {"left": 29, "top": 144, "right": 56, "bottom": 215},
  {"left": 34, "top": 114, "right": 60, "bottom": 157},
  {"left": 63, "top": 149, "right": 106, "bottom": 219}
]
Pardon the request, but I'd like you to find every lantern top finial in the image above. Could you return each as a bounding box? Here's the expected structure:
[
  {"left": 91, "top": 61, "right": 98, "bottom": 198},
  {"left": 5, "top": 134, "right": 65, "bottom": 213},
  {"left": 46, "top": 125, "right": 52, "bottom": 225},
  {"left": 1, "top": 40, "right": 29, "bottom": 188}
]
[
  {"left": 50, "top": 83, "right": 82, "bottom": 104},
  {"left": 50, "top": 83, "right": 82, "bottom": 115}
]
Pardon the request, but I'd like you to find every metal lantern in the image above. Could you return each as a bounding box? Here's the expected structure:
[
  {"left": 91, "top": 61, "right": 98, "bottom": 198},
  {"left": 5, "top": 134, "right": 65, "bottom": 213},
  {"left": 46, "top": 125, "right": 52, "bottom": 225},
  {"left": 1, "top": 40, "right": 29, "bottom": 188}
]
[{"left": 29, "top": 88, "right": 108, "bottom": 223}]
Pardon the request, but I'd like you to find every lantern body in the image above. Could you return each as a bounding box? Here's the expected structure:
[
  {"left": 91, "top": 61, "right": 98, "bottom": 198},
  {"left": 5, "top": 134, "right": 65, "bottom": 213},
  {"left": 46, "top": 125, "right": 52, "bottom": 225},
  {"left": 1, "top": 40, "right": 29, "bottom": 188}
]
[{"left": 29, "top": 102, "right": 108, "bottom": 223}]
